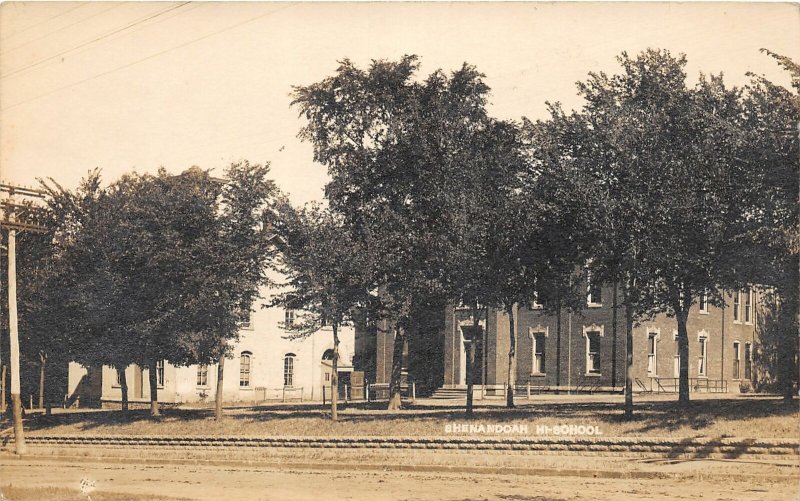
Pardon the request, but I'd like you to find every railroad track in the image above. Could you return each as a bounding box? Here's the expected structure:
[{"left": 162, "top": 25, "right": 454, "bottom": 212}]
[{"left": 7, "top": 435, "right": 799, "bottom": 457}]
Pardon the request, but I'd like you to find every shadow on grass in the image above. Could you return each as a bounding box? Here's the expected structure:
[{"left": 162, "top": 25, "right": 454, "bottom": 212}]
[{"left": 23, "top": 396, "right": 798, "bottom": 454}]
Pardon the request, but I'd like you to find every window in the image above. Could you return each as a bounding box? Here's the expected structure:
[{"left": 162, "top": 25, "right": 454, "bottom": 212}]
[
  {"left": 240, "top": 309, "right": 252, "bottom": 329},
  {"left": 532, "top": 333, "right": 546, "bottom": 374},
  {"left": 732, "top": 341, "right": 741, "bottom": 379},
  {"left": 733, "top": 291, "right": 740, "bottom": 322},
  {"left": 284, "top": 353, "right": 295, "bottom": 387},
  {"left": 744, "top": 342, "right": 752, "bottom": 380},
  {"left": 197, "top": 365, "right": 209, "bottom": 387},
  {"left": 586, "top": 332, "right": 601, "bottom": 374},
  {"left": 698, "top": 335, "right": 708, "bottom": 377},
  {"left": 647, "top": 333, "right": 658, "bottom": 375},
  {"left": 284, "top": 309, "right": 296, "bottom": 327},
  {"left": 156, "top": 360, "right": 165, "bottom": 387},
  {"left": 744, "top": 289, "right": 752, "bottom": 323},
  {"left": 114, "top": 367, "right": 122, "bottom": 387},
  {"left": 698, "top": 291, "right": 708, "bottom": 313},
  {"left": 586, "top": 272, "right": 602, "bottom": 306},
  {"left": 239, "top": 352, "right": 252, "bottom": 387},
  {"left": 673, "top": 332, "right": 680, "bottom": 378}
]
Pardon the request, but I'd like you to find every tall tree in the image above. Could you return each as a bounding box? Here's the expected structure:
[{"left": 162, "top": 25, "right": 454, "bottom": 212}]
[
  {"left": 738, "top": 50, "right": 800, "bottom": 404},
  {"left": 293, "top": 56, "right": 494, "bottom": 411},
  {"left": 273, "top": 203, "right": 371, "bottom": 421},
  {"left": 37, "top": 163, "right": 277, "bottom": 417},
  {"left": 564, "top": 49, "right": 751, "bottom": 409}
]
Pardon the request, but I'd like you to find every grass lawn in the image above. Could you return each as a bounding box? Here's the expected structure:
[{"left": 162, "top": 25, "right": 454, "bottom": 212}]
[{"left": 14, "top": 395, "right": 799, "bottom": 440}]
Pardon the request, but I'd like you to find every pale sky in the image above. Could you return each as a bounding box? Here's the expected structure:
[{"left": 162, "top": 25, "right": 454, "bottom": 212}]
[{"left": 1, "top": 2, "right": 798, "bottom": 204}]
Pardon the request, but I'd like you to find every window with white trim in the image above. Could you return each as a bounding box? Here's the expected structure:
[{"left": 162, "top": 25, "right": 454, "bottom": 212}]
[
  {"left": 197, "top": 365, "right": 209, "bottom": 387},
  {"left": 586, "top": 331, "right": 601, "bottom": 374},
  {"left": 284, "top": 309, "right": 296, "bottom": 327},
  {"left": 532, "top": 333, "right": 546, "bottom": 374},
  {"left": 673, "top": 332, "right": 680, "bottom": 378},
  {"left": 698, "top": 334, "right": 708, "bottom": 377},
  {"left": 732, "top": 341, "right": 741, "bottom": 379},
  {"left": 733, "top": 291, "right": 740, "bottom": 322},
  {"left": 156, "top": 360, "right": 165, "bottom": 388},
  {"left": 744, "top": 289, "right": 752, "bottom": 324},
  {"left": 240, "top": 352, "right": 252, "bottom": 387},
  {"left": 586, "top": 271, "right": 602, "bottom": 306},
  {"left": 647, "top": 332, "right": 658, "bottom": 375}
]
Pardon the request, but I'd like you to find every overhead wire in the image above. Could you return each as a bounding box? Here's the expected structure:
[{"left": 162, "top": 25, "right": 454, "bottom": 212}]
[
  {"left": 2, "top": 3, "right": 297, "bottom": 112},
  {"left": 0, "top": 3, "right": 86, "bottom": 42},
  {"left": 1, "top": 2, "right": 192, "bottom": 80},
  {"left": 1, "top": 3, "right": 123, "bottom": 55}
]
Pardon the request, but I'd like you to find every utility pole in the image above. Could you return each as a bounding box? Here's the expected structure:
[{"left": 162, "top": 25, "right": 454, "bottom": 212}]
[{"left": 1, "top": 182, "right": 47, "bottom": 456}]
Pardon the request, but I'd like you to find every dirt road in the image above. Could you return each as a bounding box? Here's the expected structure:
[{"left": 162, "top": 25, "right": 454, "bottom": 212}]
[{"left": 1, "top": 457, "right": 796, "bottom": 501}]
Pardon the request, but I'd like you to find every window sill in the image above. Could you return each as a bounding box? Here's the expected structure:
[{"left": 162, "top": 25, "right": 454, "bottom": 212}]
[
  {"left": 699, "top": 310, "right": 709, "bottom": 315},
  {"left": 531, "top": 373, "right": 546, "bottom": 377},
  {"left": 584, "top": 372, "right": 601, "bottom": 377},
  {"left": 196, "top": 386, "right": 211, "bottom": 390},
  {"left": 587, "top": 303, "right": 602, "bottom": 309},
  {"left": 239, "top": 386, "right": 254, "bottom": 390}
]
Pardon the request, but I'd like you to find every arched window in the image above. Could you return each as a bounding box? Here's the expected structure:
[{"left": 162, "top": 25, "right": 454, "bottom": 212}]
[
  {"left": 284, "top": 353, "right": 296, "bottom": 387},
  {"left": 240, "top": 351, "right": 252, "bottom": 387},
  {"left": 322, "top": 349, "right": 334, "bottom": 361}
]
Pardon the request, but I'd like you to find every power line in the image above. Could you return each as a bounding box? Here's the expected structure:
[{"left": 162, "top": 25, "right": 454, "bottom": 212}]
[
  {"left": 1, "top": 2, "right": 191, "bottom": 80},
  {"left": 2, "top": 3, "right": 296, "bottom": 112},
  {"left": 0, "top": 3, "right": 123, "bottom": 56},
  {"left": 0, "top": 3, "right": 86, "bottom": 42}
]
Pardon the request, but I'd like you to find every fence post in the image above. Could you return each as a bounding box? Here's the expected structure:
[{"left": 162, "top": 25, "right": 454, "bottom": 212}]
[
  {"left": 344, "top": 384, "right": 349, "bottom": 403},
  {"left": 282, "top": 387, "right": 286, "bottom": 403},
  {"left": 411, "top": 382, "right": 416, "bottom": 403},
  {"left": 322, "top": 385, "right": 326, "bottom": 405},
  {"left": 527, "top": 381, "right": 531, "bottom": 399}
]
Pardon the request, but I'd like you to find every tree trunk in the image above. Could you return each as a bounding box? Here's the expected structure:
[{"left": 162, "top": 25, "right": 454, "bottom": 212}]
[
  {"left": 11, "top": 393, "right": 26, "bottom": 454},
  {"left": 1, "top": 364, "right": 6, "bottom": 414},
  {"left": 118, "top": 367, "right": 129, "bottom": 412},
  {"left": 611, "top": 282, "right": 618, "bottom": 390},
  {"left": 677, "top": 309, "right": 691, "bottom": 405},
  {"left": 215, "top": 356, "right": 225, "bottom": 421},
  {"left": 148, "top": 359, "right": 160, "bottom": 416},
  {"left": 506, "top": 304, "right": 516, "bottom": 408},
  {"left": 387, "top": 325, "right": 404, "bottom": 410},
  {"left": 555, "top": 306, "right": 562, "bottom": 389},
  {"left": 624, "top": 303, "right": 634, "bottom": 420},
  {"left": 466, "top": 338, "right": 475, "bottom": 417},
  {"left": 38, "top": 352, "right": 46, "bottom": 409},
  {"left": 331, "top": 322, "right": 340, "bottom": 421}
]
